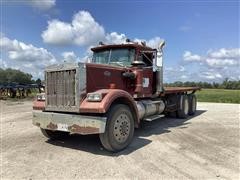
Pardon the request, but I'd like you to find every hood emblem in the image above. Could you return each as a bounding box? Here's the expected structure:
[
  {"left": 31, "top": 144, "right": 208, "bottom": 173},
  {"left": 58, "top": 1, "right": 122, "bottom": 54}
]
[{"left": 104, "top": 71, "right": 111, "bottom": 77}]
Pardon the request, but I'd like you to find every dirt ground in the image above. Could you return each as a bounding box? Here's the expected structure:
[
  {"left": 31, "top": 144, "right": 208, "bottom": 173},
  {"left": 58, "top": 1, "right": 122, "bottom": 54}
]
[{"left": 1, "top": 100, "right": 239, "bottom": 179}]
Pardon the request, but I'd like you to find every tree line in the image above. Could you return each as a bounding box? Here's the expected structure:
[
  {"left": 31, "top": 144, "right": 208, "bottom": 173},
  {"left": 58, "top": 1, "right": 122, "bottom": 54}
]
[
  {"left": 0, "top": 68, "right": 41, "bottom": 85},
  {"left": 164, "top": 79, "right": 240, "bottom": 90},
  {"left": 0, "top": 68, "right": 43, "bottom": 99}
]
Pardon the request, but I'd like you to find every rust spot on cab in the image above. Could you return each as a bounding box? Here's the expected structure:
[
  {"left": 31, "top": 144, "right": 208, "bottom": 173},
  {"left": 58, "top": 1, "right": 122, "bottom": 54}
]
[
  {"left": 69, "top": 124, "right": 99, "bottom": 134},
  {"left": 35, "top": 122, "right": 41, "bottom": 127},
  {"left": 47, "top": 122, "right": 57, "bottom": 130}
]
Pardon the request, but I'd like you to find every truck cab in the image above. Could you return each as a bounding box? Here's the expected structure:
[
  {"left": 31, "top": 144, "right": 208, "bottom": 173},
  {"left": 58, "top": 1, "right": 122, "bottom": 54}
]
[
  {"left": 33, "top": 41, "right": 199, "bottom": 152},
  {"left": 87, "top": 43, "right": 162, "bottom": 98}
]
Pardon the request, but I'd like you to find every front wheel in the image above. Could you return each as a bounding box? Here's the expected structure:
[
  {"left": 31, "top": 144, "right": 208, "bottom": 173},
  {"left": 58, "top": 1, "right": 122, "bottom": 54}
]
[{"left": 99, "top": 104, "right": 134, "bottom": 152}]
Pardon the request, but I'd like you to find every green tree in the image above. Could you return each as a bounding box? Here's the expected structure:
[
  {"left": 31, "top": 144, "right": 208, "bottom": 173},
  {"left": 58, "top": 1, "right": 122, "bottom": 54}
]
[
  {"left": 35, "top": 78, "right": 42, "bottom": 85},
  {"left": 0, "top": 68, "right": 33, "bottom": 84}
]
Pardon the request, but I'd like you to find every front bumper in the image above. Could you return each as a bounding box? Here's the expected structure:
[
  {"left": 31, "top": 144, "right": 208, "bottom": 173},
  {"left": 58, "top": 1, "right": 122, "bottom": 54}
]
[{"left": 32, "top": 110, "right": 107, "bottom": 135}]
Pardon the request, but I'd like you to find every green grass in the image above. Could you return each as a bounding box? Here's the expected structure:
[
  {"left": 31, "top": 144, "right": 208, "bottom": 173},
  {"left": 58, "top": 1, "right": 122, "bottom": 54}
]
[{"left": 196, "top": 89, "right": 240, "bottom": 104}]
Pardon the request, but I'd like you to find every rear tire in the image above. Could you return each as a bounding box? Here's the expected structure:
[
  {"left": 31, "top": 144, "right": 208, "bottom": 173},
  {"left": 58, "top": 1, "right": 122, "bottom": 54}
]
[
  {"left": 99, "top": 104, "right": 134, "bottom": 152},
  {"left": 177, "top": 95, "right": 189, "bottom": 119},
  {"left": 188, "top": 94, "right": 197, "bottom": 115},
  {"left": 40, "top": 128, "right": 69, "bottom": 140}
]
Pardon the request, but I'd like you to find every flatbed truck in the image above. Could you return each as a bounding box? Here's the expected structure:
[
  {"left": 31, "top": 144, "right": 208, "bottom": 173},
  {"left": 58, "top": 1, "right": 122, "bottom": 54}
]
[{"left": 33, "top": 40, "right": 200, "bottom": 152}]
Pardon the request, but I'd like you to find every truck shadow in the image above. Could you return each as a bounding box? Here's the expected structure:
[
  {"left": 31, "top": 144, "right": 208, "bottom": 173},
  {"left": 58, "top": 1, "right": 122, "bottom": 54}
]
[{"left": 46, "top": 110, "right": 206, "bottom": 156}]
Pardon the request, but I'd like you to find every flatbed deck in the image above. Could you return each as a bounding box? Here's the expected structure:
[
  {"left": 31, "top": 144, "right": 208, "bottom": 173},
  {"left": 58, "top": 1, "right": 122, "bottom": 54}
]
[{"left": 163, "top": 87, "right": 201, "bottom": 94}]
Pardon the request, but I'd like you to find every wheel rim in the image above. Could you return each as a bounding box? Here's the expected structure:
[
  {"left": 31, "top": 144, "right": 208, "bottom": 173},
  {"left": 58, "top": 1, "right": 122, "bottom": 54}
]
[
  {"left": 113, "top": 113, "right": 131, "bottom": 143},
  {"left": 184, "top": 98, "right": 189, "bottom": 115}
]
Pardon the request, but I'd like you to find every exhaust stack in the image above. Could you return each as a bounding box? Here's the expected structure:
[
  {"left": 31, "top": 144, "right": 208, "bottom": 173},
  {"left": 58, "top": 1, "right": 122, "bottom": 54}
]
[{"left": 155, "top": 40, "right": 165, "bottom": 95}]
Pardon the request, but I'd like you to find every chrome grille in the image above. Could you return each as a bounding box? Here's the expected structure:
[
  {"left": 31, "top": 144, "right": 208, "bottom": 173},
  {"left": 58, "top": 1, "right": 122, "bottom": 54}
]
[
  {"left": 46, "top": 70, "right": 76, "bottom": 107},
  {"left": 45, "top": 63, "right": 85, "bottom": 112}
]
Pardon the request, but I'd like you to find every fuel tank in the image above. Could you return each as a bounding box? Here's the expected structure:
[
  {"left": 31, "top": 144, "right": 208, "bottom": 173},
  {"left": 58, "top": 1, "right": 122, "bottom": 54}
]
[{"left": 136, "top": 100, "right": 165, "bottom": 119}]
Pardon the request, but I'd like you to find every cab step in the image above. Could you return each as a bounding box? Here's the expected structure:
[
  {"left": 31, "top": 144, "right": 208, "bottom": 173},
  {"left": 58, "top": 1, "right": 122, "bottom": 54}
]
[{"left": 143, "top": 114, "right": 165, "bottom": 121}]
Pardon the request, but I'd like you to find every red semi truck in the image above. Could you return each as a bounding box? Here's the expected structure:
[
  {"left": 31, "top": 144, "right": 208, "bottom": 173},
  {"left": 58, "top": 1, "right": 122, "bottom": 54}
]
[{"left": 33, "top": 40, "right": 200, "bottom": 152}]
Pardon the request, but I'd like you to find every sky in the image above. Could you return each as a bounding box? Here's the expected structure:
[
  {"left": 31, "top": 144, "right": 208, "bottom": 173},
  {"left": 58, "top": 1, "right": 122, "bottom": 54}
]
[{"left": 0, "top": 0, "right": 239, "bottom": 82}]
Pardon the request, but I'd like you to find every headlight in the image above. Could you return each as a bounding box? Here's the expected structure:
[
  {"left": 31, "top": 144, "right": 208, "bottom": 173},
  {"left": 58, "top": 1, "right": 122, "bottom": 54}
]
[
  {"left": 37, "top": 93, "right": 45, "bottom": 101},
  {"left": 87, "top": 93, "right": 102, "bottom": 102}
]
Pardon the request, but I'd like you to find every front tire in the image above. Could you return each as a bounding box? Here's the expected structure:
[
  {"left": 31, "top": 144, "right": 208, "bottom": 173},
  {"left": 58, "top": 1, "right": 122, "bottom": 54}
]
[
  {"left": 40, "top": 128, "right": 69, "bottom": 140},
  {"left": 99, "top": 104, "right": 134, "bottom": 152}
]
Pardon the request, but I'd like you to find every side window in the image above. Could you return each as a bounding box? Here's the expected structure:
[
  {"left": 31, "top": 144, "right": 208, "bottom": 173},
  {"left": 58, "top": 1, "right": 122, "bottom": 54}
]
[{"left": 141, "top": 53, "right": 153, "bottom": 66}]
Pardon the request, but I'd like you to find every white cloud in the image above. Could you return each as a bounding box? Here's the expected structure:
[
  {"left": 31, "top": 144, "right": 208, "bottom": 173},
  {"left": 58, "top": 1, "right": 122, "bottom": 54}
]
[
  {"left": 183, "top": 48, "right": 240, "bottom": 68},
  {"left": 0, "top": 59, "right": 8, "bottom": 68},
  {"left": 105, "top": 34, "right": 164, "bottom": 49},
  {"left": 165, "top": 67, "right": 174, "bottom": 71},
  {"left": 179, "top": 66, "right": 185, "bottom": 72},
  {"left": 146, "top": 37, "right": 164, "bottom": 49},
  {"left": 106, "top": 32, "right": 127, "bottom": 44},
  {"left": 180, "top": 75, "right": 188, "bottom": 79},
  {"left": 62, "top": 51, "right": 79, "bottom": 62},
  {"left": 205, "top": 48, "right": 240, "bottom": 67},
  {"left": 134, "top": 37, "right": 164, "bottom": 49},
  {"left": 0, "top": 36, "right": 56, "bottom": 65},
  {"left": 229, "top": 76, "right": 240, "bottom": 81},
  {"left": 42, "top": 10, "right": 163, "bottom": 49},
  {"left": 5, "top": 0, "right": 56, "bottom": 10},
  {"left": 181, "top": 48, "right": 240, "bottom": 82},
  {"left": 27, "top": 0, "right": 56, "bottom": 10},
  {"left": 183, "top": 51, "right": 202, "bottom": 62},
  {"left": 164, "top": 64, "right": 227, "bottom": 82},
  {"left": 42, "top": 11, "right": 105, "bottom": 46},
  {"left": 23, "top": 63, "right": 33, "bottom": 68},
  {"left": 164, "top": 65, "right": 190, "bottom": 82},
  {"left": 42, "top": 20, "right": 75, "bottom": 45},
  {"left": 208, "top": 48, "right": 240, "bottom": 59},
  {"left": 205, "top": 58, "right": 238, "bottom": 67},
  {"left": 0, "top": 35, "right": 57, "bottom": 78},
  {"left": 199, "top": 71, "right": 222, "bottom": 80}
]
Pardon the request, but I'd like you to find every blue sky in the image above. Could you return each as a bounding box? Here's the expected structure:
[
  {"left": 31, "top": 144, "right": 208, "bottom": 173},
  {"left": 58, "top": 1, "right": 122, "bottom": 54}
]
[{"left": 0, "top": 0, "right": 239, "bottom": 82}]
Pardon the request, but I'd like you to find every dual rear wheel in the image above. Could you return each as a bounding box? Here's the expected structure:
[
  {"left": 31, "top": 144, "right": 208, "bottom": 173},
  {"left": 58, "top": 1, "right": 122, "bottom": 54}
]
[
  {"left": 100, "top": 96, "right": 197, "bottom": 152},
  {"left": 177, "top": 94, "right": 197, "bottom": 118}
]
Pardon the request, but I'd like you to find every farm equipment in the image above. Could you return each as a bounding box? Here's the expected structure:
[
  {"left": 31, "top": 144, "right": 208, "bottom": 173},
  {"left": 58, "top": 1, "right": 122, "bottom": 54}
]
[
  {"left": 32, "top": 40, "right": 200, "bottom": 152},
  {"left": 0, "top": 83, "right": 43, "bottom": 99}
]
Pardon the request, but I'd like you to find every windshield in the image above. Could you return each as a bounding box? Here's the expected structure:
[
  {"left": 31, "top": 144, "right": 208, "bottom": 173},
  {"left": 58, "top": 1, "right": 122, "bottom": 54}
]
[{"left": 92, "top": 49, "right": 135, "bottom": 67}]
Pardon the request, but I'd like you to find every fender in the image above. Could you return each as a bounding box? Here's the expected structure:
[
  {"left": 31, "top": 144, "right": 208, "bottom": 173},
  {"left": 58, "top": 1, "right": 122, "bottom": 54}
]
[{"left": 80, "top": 89, "right": 140, "bottom": 125}]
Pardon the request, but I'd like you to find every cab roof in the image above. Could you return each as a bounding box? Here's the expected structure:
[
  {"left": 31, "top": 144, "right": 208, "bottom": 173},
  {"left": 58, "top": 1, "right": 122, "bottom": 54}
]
[{"left": 91, "top": 43, "right": 155, "bottom": 52}]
